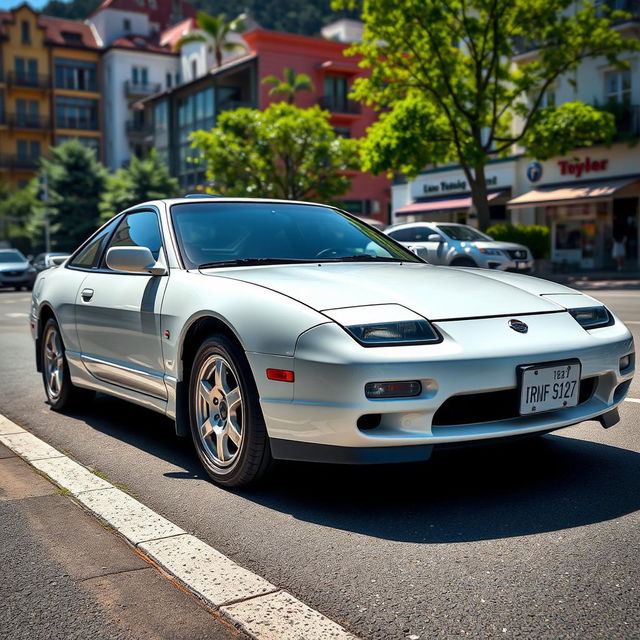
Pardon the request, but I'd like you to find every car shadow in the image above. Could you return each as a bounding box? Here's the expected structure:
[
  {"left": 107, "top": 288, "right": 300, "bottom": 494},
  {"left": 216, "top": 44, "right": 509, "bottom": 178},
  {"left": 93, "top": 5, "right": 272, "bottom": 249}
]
[{"left": 72, "top": 394, "right": 640, "bottom": 544}]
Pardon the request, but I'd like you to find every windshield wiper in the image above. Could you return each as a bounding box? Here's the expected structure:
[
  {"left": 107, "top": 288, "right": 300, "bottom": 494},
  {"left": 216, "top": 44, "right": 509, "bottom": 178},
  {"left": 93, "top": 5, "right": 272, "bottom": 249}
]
[{"left": 197, "top": 258, "right": 316, "bottom": 269}]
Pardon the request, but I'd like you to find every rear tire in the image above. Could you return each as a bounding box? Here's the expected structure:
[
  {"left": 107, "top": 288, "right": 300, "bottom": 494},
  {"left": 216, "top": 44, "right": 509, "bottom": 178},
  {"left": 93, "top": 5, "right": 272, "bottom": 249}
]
[
  {"left": 450, "top": 257, "right": 477, "bottom": 267},
  {"left": 41, "top": 318, "right": 95, "bottom": 410},
  {"left": 188, "top": 334, "right": 273, "bottom": 487}
]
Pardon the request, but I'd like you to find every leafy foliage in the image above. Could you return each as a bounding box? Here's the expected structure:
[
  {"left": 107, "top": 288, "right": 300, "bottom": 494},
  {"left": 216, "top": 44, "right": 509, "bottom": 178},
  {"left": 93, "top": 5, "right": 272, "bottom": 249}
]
[
  {"left": 485, "top": 223, "right": 551, "bottom": 260},
  {"left": 176, "top": 12, "right": 244, "bottom": 67},
  {"left": 263, "top": 67, "right": 315, "bottom": 104},
  {"left": 99, "top": 151, "right": 180, "bottom": 220},
  {"left": 334, "top": 0, "right": 639, "bottom": 228},
  {"left": 41, "top": 0, "right": 358, "bottom": 35},
  {"left": 191, "top": 103, "right": 359, "bottom": 201},
  {"left": 40, "top": 140, "right": 107, "bottom": 252},
  {"left": 0, "top": 182, "right": 39, "bottom": 254}
]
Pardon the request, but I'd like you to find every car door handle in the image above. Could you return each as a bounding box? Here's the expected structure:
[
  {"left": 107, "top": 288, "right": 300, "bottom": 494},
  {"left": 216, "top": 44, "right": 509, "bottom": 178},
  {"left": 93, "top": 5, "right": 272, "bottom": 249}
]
[{"left": 81, "top": 288, "right": 94, "bottom": 302}]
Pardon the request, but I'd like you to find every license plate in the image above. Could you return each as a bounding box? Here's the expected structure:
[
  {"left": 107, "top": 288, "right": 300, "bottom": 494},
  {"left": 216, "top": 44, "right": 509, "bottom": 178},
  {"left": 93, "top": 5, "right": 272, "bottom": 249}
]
[
  {"left": 519, "top": 360, "right": 581, "bottom": 415},
  {"left": 516, "top": 262, "right": 528, "bottom": 269}
]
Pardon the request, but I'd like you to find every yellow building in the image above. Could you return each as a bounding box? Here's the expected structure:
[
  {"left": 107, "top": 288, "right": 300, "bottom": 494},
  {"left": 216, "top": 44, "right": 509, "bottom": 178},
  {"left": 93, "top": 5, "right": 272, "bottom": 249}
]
[{"left": 0, "top": 3, "right": 102, "bottom": 189}]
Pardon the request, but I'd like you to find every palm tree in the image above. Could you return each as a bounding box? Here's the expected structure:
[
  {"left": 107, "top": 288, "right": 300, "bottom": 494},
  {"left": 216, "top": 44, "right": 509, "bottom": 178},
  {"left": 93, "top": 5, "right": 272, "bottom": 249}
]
[
  {"left": 175, "top": 12, "right": 245, "bottom": 68},
  {"left": 262, "top": 67, "right": 314, "bottom": 105}
]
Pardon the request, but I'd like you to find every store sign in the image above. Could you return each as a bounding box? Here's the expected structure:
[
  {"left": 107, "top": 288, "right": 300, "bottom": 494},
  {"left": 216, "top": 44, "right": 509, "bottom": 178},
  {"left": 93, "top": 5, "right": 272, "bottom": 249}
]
[
  {"left": 526, "top": 161, "right": 543, "bottom": 183},
  {"left": 422, "top": 175, "right": 498, "bottom": 195},
  {"left": 558, "top": 157, "right": 608, "bottom": 179}
]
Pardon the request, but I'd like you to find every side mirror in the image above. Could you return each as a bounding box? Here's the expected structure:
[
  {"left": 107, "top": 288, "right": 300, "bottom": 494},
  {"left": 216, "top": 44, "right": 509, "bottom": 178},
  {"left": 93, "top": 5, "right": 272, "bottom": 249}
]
[
  {"left": 106, "top": 246, "right": 167, "bottom": 276},
  {"left": 407, "top": 245, "right": 429, "bottom": 260},
  {"left": 427, "top": 234, "right": 443, "bottom": 243},
  {"left": 49, "top": 255, "right": 67, "bottom": 267}
]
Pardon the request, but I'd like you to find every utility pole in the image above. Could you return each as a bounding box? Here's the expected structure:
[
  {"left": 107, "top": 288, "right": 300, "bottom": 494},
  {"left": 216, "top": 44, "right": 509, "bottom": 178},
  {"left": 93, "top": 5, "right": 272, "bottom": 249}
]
[{"left": 38, "top": 173, "right": 51, "bottom": 252}]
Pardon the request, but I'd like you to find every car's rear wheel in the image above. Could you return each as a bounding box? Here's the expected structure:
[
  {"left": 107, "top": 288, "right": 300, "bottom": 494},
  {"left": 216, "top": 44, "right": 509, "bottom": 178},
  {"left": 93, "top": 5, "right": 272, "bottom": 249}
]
[
  {"left": 41, "top": 318, "right": 94, "bottom": 410},
  {"left": 450, "top": 257, "right": 477, "bottom": 267},
  {"left": 189, "top": 335, "right": 273, "bottom": 487}
]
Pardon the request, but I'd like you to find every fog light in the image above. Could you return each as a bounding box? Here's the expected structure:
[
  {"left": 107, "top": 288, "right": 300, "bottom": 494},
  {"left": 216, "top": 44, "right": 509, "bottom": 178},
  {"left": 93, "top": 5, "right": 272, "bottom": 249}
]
[
  {"left": 365, "top": 380, "right": 422, "bottom": 399},
  {"left": 619, "top": 353, "right": 634, "bottom": 373}
]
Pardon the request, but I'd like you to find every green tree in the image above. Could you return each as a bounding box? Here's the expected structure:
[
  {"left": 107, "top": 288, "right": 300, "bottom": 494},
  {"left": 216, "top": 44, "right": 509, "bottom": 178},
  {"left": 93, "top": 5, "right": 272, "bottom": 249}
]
[
  {"left": 0, "top": 182, "right": 39, "bottom": 254},
  {"left": 175, "top": 12, "right": 244, "bottom": 67},
  {"left": 334, "top": 0, "right": 638, "bottom": 229},
  {"left": 40, "top": 139, "right": 107, "bottom": 252},
  {"left": 99, "top": 151, "right": 180, "bottom": 219},
  {"left": 191, "top": 102, "right": 359, "bottom": 200},
  {"left": 263, "top": 67, "right": 315, "bottom": 104}
]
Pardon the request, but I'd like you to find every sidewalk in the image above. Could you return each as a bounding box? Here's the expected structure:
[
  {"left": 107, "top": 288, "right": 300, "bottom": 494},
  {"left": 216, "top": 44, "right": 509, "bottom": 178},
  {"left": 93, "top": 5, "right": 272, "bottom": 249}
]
[{"left": 0, "top": 441, "right": 243, "bottom": 640}]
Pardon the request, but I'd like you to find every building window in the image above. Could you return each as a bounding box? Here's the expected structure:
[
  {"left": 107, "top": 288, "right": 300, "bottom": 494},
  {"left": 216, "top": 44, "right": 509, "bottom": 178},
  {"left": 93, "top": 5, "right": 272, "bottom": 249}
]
[
  {"left": 15, "top": 98, "right": 40, "bottom": 127},
  {"left": 334, "top": 126, "right": 350, "bottom": 138},
  {"left": 55, "top": 58, "right": 97, "bottom": 91},
  {"left": 21, "top": 20, "right": 30, "bottom": 44},
  {"left": 15, "top": 57, "right": 38, "bottom": 85},
  {"left": 191, "top": 60, "right": 197, "bottom": 79},
  {"left": 17, "top": 139, "right": 40, "bottom": 160},
  {"left": 149, "top": 0, "right": 157, "bottom": 8},
  {"left": 132, "top": 66, "right": 149, "bottom": 87},
  {"left": 323, "top": 75, "right": 348, "bottom": 111},
  {"left": 605, "top": 70, "right": 631, "bottom": 104},
  {"left": 124, "top": 18, "right": 131, "bottom": 32},
  {"left": 166, "top": 72, "right": 172, "bottom": 88},
  {"left": 55, "top": 96, "right": 99, "bottom": 130},
  {"left": 0, "top": 89, "right": 4, "bottom": 125}
]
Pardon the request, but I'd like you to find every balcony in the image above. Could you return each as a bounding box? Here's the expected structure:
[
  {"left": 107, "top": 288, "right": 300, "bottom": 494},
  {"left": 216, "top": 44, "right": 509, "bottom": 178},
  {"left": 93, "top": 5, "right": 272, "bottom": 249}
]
[
  {"left": 7, "top": 114, "right": 51, "bottom": 130},
  {"left": 7, "top": 72, "right": 51, "bottom": 90},
  {"left": 0, "top": 154, "right": 41, "bottom": 170},
  {"left": 56, "top": 117, "right": 99, "bottom": 131},
  {"left": 318, "top": 96, "right": 361, "bottom": 115},
  {"left": 126, "top": 120, "right": 153, "bottom": 138},
  {"left": 124, "top": 80, "right": 161, "bottom": 97},
  {"left": 600, "top": 102, "right": 640, "bottom": 138}
]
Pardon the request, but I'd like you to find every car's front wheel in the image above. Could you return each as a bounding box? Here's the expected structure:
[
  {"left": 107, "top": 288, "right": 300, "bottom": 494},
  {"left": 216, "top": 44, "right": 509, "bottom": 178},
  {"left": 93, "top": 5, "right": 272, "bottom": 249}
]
[
  {"left": 41, "top": 318, "right": 94, "bottom": 410},
  {"left": 189, "top": 335, "right": 273, "bottom": 487}
]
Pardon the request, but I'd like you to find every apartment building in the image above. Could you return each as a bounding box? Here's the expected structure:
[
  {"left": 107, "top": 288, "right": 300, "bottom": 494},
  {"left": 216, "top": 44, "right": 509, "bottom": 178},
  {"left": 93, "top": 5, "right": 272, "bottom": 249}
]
[
  {"left": 0, "top": 3, "right": 101, "bottom": 188},
  {"left": 391, "top": 1, "right": 640, "bottom": 270},
  {"left": 142, "top": 20, "right": 391, "bottom": 223}
]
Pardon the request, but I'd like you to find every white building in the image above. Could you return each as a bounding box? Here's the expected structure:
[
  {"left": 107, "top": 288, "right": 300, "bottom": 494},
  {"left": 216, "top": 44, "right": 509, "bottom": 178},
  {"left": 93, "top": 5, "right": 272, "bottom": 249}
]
[
  {"left": 86, "top": 0, "right": 195, "bottom": 169},
  {"left": 392, "top": 5, "right": 640, "bottom": 271}
]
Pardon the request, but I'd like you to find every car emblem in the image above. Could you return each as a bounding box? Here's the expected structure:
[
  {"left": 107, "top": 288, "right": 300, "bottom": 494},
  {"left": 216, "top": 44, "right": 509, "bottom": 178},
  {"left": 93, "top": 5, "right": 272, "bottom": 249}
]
[{"left": 509, "top": 319, "right": 528, "bottom": 334}]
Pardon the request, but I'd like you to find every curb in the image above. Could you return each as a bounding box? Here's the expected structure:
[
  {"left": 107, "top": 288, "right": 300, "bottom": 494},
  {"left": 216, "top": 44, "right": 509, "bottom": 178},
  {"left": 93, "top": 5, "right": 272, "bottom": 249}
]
[{"left": 0, "top": 413, "right": 357, "bottom": 640}]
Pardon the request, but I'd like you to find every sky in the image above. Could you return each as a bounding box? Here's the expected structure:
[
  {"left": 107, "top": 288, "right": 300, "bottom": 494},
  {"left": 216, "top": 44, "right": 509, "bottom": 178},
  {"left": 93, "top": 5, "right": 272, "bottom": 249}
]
[{"left": 0, "top": 0, "right": 50, "bottom": 9}]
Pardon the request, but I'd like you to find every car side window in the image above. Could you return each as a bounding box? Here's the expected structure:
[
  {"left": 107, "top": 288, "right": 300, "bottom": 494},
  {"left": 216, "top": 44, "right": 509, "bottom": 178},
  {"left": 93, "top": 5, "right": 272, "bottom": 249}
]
[
  {"left": 388, "top": 228, "right": 414, "bottom": 242},
  {"left": 103, "top": 210, "right": 163, "bottom": 267},
  {"left": 69, "top": 218, "right": 120, "bottom": 269}
]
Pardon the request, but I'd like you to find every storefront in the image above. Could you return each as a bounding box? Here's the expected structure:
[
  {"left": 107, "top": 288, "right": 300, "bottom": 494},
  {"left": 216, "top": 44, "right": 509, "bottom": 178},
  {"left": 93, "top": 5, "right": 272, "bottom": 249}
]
[
  {"left": 509, "top": 145, "right": 640, "bottom": 270},
  {"left": 391, "top": 160, "right": 517, "bottom": 226}
]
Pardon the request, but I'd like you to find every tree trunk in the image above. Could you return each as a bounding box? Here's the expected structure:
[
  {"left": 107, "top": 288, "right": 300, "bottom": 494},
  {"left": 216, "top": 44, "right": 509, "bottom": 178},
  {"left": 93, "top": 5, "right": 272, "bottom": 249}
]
[{"left": 469, "top": 164, "right": 492, "bottom": 231}]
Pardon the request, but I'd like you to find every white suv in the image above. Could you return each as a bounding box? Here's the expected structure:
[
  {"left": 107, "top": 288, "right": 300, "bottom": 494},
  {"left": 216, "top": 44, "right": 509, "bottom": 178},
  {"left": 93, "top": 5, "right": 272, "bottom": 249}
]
[{"left": 386, "top": 222, "right": 534, "bottom": 272}]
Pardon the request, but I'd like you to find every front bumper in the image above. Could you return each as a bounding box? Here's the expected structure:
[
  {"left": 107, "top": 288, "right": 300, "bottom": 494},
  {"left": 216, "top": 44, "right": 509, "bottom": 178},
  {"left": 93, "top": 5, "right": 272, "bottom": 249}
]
[
  {"left": 475, "top": 254, "right": 534, "bottom": 272},
  {"left": 258, "top": 312, "right": 634, "bottom": 462},
  {"left": 0, "top": 272, "right": 33, "bottom": 287}
]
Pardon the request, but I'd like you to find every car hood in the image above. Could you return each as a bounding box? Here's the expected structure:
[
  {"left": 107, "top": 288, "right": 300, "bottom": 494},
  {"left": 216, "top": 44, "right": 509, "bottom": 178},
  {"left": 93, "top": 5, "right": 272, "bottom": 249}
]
[
  {"left": 0, "top": 261, "right": 28, "bottom": 271},
  {"left": 206, "top": 262, "right": 571, "bottom": 320}
]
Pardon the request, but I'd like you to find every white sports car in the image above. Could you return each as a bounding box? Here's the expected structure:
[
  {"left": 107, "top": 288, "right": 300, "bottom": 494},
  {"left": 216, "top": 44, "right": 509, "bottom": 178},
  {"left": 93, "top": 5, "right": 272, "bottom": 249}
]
[{"left": 31, "top": 197, "right": 635, "bottom": 486}]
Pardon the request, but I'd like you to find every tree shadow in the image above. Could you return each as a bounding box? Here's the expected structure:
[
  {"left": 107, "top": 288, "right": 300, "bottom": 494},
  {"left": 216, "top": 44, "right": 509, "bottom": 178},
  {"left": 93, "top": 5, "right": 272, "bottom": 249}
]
[{"left": 69, "top": 394, "right": 640, "bottom": 544}]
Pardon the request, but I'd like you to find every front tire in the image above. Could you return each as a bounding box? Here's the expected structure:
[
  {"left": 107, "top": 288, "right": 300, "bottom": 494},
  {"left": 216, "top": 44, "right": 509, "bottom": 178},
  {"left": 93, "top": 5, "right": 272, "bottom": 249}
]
[
  {"left": 41, "top": 318, "right": 94, "bottom": 410},
  {"left": 189, "top": 335, "right": 273, "bottom": 487}
]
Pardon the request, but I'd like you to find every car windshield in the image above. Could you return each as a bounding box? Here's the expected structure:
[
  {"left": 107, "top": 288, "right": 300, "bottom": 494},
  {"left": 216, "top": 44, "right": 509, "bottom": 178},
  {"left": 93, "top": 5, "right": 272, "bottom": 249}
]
[
  {"left": 437, "top": 225, "right": 492, "bottom": 241},
  {"left": 0, "top": 250, "right": 26, "bottom": 263},
  {"left": 171, "top": 202, "right": 419, "bottom": 269}
]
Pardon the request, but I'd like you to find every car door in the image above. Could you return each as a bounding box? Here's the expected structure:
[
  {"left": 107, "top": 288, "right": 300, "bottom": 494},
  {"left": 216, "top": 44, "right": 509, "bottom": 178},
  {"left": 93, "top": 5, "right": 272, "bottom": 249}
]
[
  {"left": 389, "top": 225, "right": 446, "bottom": 264},
  {"left": 74, "top": 209, "right": 169, "bottom": 400}
]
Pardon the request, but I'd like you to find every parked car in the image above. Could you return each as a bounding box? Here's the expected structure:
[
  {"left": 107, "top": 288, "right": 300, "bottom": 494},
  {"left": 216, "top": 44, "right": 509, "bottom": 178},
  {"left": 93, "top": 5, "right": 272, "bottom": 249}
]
[
  {"left": 32, "top": 252, "right": 70, "bottom": 273},
  {"left": 0, "top": 249, "right": 36, "bottom": 290},
  {"left": 386, "top": 222, "right": 534, "bottom": 271},
  {"left": 31, "top": 197, "right": 634, "bottom": 487}
]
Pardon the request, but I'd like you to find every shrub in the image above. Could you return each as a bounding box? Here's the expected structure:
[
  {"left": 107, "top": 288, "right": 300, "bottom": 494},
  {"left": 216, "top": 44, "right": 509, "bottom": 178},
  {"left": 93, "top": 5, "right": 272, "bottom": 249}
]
[{"left": 485, "top": 223, "right": 551, "bottom": 260}]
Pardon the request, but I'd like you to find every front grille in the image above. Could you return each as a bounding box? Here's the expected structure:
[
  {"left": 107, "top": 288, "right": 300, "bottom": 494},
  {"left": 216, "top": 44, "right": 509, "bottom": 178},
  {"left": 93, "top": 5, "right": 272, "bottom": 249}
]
[
  {"left": 432, "top": 377, "right": 597, "bottom": 426},
  {"left": 1, "top": 270, "right": 24, "bottom": 277},
  {"left": 507, "top": 249, "right": 527, "bottom": 260}
]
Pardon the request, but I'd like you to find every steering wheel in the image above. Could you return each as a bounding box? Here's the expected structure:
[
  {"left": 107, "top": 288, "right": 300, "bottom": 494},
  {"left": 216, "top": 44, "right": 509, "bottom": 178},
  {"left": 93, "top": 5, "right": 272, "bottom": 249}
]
[{"left": 315, "top": 248, "right": 340, "bottom": 258}]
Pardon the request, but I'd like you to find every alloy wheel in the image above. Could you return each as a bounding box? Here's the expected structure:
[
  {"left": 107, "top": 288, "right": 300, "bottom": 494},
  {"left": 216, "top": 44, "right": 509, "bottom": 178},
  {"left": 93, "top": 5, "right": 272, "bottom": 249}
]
[
  {"left": 43, "top": 325, "right": 64, "bottom": 400},
  {"left": 194, "top": 355, "right": 244, "bottom": 468}
]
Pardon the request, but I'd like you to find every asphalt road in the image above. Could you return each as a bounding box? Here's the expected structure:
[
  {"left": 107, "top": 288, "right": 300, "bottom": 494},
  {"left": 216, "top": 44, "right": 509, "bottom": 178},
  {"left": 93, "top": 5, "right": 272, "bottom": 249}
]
[{"left": 0, "top": 285, "right": 638, "bottom": 639}]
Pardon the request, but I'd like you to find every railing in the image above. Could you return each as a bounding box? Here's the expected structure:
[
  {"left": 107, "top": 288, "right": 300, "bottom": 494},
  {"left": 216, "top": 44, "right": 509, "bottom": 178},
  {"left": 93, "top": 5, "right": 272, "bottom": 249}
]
[
  {"left": 0, "top": 154, "right": 40, "bottom": 169},
  {"left": 7, "top": 114, "right": 51, "bottom": 130},
  {"left": 124, "top": 80, "right": 161, "bottom": 96},
  {"left": 7, "top": 72, "right": 50, "bottom": 89},
  {"left": 56, "top": 116, "right": 99, "bottom": 131},
  {"left": 318, "top": 96, "right": 361, "bottom": 114},
  {"left": 126, "top": 120, "right": 153, "bottom": 136},
  {"left": 599, "top": 102, "right": 640, "bottom": 137}
]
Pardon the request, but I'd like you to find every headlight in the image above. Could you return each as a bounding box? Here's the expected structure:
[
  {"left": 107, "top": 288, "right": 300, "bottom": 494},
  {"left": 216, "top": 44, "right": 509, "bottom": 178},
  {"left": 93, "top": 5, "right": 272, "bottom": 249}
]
[
  {"left": 478, "top": 248, "right": 502, "bottom": 255},
  {"left": 345, "top": 319, "right": 440, "bottom": 346},
  {"left": 569, "top": 306, "right": 612, "bottom": 329}
]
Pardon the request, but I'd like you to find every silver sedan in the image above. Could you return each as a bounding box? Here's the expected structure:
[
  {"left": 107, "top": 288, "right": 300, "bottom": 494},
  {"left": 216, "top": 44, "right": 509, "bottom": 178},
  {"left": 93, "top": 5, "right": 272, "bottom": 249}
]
[{"left": 31, "top": 197, "right": 634, "bottom": 487}]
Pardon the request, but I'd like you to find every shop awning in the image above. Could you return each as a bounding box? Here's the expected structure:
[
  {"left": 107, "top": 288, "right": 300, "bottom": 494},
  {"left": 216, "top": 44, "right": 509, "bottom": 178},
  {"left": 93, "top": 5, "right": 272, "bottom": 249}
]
[
  {"left": 507, "top": 177, "right": 640, "bottom": 209},
  {"left": 395, "top": 191, "right": 505, "bottom": 215}
]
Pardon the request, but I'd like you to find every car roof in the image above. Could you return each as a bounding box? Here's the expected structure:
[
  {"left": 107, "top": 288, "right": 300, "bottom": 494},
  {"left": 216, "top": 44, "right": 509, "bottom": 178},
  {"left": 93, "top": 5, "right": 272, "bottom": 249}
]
[
  {"left": 147, "top": 196, "right": 332, "bottom": 208},
  {"left": 387, "top": 221, "right": 470, "bottom": 230}
]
